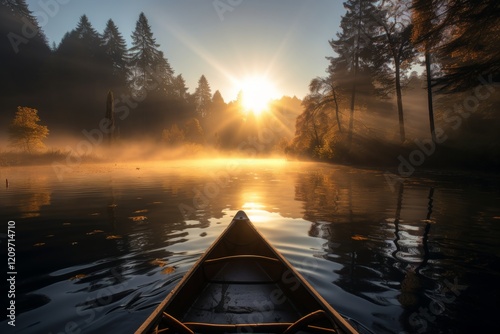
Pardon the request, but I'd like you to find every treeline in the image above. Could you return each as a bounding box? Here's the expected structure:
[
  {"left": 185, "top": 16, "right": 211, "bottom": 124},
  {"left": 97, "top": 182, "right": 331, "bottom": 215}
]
[
  {"left": 288, "top": 0, "right": 499, "bottom": 168},
  {"left": 0, "top": 1, "right": 300, "bottom": 152}
]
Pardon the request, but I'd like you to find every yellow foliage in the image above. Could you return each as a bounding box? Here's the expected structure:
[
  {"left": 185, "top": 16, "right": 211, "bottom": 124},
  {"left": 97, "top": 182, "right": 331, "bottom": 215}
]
[{"left": 8, "top": 106, "right": 49, "bottom": 153}]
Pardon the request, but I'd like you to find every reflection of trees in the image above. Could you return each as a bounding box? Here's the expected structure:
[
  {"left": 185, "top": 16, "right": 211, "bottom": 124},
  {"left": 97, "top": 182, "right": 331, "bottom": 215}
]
[
  {"left": 5, "top": 175, "right": 52, "bottom": 218},
  {"left": 296, "top": 169, "right": 440, "bottom": 310}
]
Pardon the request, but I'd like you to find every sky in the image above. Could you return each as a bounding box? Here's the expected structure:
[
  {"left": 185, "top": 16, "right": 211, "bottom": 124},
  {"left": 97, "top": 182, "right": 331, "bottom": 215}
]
[{"left": 26, "top": 0, "right": 345, "bottom": 101}]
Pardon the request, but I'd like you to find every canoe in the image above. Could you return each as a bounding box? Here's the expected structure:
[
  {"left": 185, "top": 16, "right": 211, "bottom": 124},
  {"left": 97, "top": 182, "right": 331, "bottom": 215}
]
[{"left": 136, "top": 210, "right": 359, "bottom": 334}]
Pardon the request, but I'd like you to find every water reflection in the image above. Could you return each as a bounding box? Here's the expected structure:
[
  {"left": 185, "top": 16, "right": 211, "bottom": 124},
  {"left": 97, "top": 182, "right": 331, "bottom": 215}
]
[{"left": 0, "top": 162, "right": 499, "bottom": 333}]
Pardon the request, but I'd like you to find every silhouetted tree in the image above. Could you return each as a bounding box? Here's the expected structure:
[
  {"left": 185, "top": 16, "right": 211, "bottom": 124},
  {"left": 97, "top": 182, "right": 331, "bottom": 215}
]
[
  {"left": 105, "top": 91, "right": 115, "bottom": 144},
  {"left": 0, "top": 0, "right": 50, "bottom": 96},
  {"left": 372, "top": 0, "right": 417, "bottom": 142},
  {"left": 194, "top": 75, "right": 212, "bottom": 118},
  {"left": 328, "top": 0, "right": 381, "bottom": 144},
  {"left": 172, "top": 74, "right": 189, "bottom": 100},
  {"left": 412, "top": 0, "right": 500, "bottom": 93},
  {"left": 129, "top": 12, "right": 171, "bottom": 94},
  {"left": 102, "top": 19, "right": 130, "bottom": 93},
  {"left": 309, "top": 77, "right": 343, "bottom": 133}
]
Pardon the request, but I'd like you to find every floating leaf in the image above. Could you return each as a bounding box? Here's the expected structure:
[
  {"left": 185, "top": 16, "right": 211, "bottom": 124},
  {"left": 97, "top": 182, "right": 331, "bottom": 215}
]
[
  {"left": 150, "top": 258, "right": 168, "bottom": 267},
  {"left": 200, "top": 232, "right": 207, "bottom": 237},
  {"left": 70, "top": 274, "right": 87, "bottom": 281},
  {"left": 129, "top": 216, "right": 147, "bottom": 222},
  {"left": 134, "top": 209, "right": 148, "bottom": 213},
  {"left": 351, "top": 235, "right": 368, "bottom": 241},
  {"left": 106, "top": 235, "right": 122, "bottom": 240},
  {"left": 86, "top": 229, "right": 104, "bottom": 235},
  {"left": 161, "top": 266, "right": 176, "bottom": 275},
  {"left": 33, "top": 242, "right": 45, "bottom": 247}
]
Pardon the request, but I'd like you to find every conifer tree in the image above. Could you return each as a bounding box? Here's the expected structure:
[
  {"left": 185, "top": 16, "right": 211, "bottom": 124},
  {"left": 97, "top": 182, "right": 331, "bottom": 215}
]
[
  {"left": 194, "top": 75, "right": 212, "bottom": 118},
  {"left": 129, "top": 12, "right": 173, "bottom": 93},
  {"left": 102, "top": 19, "right": 130, "bottom": 90},
  {"left": 372, "top": 0, "right": 416, "bottom": 142},
  {"left": 328, "top": 0, "right": 381, "bottom": 143}
]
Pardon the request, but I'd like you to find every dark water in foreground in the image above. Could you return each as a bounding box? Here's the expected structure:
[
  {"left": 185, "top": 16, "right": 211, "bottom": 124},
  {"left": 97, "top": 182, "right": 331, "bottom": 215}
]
[{"left": 1, "top": 160, "right": 499, "bottom": 333}]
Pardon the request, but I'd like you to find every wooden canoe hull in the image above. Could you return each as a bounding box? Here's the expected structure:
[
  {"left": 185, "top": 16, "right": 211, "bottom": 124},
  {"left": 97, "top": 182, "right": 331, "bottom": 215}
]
[{"left": 136, "top": 210, "right": 358, "bottom": 334}]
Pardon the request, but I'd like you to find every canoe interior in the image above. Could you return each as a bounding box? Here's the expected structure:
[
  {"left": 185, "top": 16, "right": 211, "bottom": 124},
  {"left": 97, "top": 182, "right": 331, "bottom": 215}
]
[{"left": 139, "top": 211, "right": 358, "bottom": 333}]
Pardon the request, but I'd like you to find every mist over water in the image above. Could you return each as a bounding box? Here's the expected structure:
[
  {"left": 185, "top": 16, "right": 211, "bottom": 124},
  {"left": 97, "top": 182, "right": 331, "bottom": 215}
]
[{"left": 1, "top": 160, "right": 499, "bottom": 333}]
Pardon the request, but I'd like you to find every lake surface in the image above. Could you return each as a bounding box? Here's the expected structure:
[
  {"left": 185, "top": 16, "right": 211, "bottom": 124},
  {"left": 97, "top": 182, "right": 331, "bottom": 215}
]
[{"left": 1, "top": 159, "right": 499, "bottom": 333}]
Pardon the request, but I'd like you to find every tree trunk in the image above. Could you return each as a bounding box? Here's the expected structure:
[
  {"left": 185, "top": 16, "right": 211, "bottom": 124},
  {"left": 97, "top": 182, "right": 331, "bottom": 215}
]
[
  {"left": 332, "top": 89, "right": 342, "bottom": 133},
  {"left": 105, "top": 91, "right": 115, "bottom": 145},
  {"left": 425, "top": 52, "right": 436, "bottom": 142},
  {"left": 349, "top": 52, "right": 359, "bottom": 145},
  {"left": 395, "top": 63, "right": 405, "bottom": 142}
]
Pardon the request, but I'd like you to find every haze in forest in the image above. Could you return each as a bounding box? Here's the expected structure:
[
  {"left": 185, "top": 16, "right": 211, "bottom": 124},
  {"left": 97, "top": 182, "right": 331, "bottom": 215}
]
[{"left": 1, "top": 0, "right": 498, "bottom": 171}]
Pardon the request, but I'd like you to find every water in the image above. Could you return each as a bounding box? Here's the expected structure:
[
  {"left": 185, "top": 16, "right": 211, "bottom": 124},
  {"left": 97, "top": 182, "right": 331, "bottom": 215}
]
[{"left": 1, "top": 160, "right": 499, "bottom": 333}]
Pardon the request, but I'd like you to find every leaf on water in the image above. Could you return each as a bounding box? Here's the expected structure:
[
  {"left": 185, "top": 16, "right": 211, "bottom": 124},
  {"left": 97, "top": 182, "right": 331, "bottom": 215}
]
[
  {"left": 129, "top": 216, "right": 147, "bottom": 222},
  {"left": 134, "top": 209, "right": 148, "bottom": 213},
  {"left": 150, "top": 258, "right": 168, "bottom": 267},
  {"left": 106, "top": 235, "right": 122, "bottom": 240},
  {"left": 33, "top": 242, "right": 45, "bottom": 247},
  {"left": 161, "top": 266, "right": 176, "bottom": 275},
  {"left": 200, "top": 232, "right": 207, "bottom": 237},
  {"left": 351, "top": 235, "right": 368, "bottom": 241},
  {"left": 86, "top": 229, "right": 104, "bottom": 235},
  {"left": 70, "top": 274, "right": 87, "bottom": 281},
  {"left": 151, "top": 201, "right": 163, "bottom": 204}
]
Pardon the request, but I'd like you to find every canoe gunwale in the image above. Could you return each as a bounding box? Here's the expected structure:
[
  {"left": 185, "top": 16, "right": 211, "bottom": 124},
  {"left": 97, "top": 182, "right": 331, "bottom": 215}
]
[{"left": 135, "top": 211, "right": 359, "bottom": 334}]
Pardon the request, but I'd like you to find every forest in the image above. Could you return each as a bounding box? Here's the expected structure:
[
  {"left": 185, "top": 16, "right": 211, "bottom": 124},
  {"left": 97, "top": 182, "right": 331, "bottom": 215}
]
[{"left": 1, "top": 0, "right": 499, "bottom": 169}]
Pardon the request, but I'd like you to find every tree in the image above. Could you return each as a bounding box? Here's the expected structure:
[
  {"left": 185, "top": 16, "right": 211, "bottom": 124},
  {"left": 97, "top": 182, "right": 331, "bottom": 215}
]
[
  {"left": 309, "top": 77, "right": 343, "bottom": 133},
  {"left": 194, "top": 75, "right": 212, "bottom": 118},
  {"left": 102, "top": 19, "right": 130, "bottom": 91},
  {"left": 0, "top": 0, "right": 50, "bottom": 95},
  {"left": 328, "top": 0, "right": 382, "bottom": 144},
  {"left": 172, "top": 74, "right": 189, "bottom": 100},
  {"left": 412, "top": 0, "right": 500, "bottom": 94},
  {"left": 372, "top": 0, "right": 417, "bottom": 142},
  {"left": 8, "top": 107, "right": 49, "bottom": 153},
  {"left": 129, "top": 12, "right": 172, "bottom": 93},
  {"left": 105, "top": 91, "right": 115, "bottom": 144},
  {"left": 411, "top": 0, "right": 446, "bottom": 142}
]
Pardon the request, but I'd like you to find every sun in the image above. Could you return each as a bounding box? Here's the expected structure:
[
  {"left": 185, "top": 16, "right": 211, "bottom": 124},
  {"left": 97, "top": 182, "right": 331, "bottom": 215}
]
[{"left": 238, "top": 76, "right": 278, "bottom": 116}]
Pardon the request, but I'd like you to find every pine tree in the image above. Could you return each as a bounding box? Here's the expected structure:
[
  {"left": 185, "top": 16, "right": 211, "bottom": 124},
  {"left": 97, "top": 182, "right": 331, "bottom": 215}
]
[
  {"left": 328, "top": 0, "right": 381, "bottom": 144},
  {"left": 171, "top": 74, "right": 189, "bottom": 100},
  {"left": 412, "top": 0, "right": 500, "bottom": 93},
  {"left": 411, "top": 0, "right": 442, "bottom": 142},
  {"left": 102, "top": 19, "right": 130, "bottom": 90},
  {"left": 194, "top": 75, "right": 212, "bottom": 118},
  {"left": 0, "top": 0, "right": 50, "bottom": 94},
  {"left": 129, "top": 12, "right": 170, "bottom": 93},
  {"left": 372, "top": 0, "right": 417, "bottom": 142}
]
